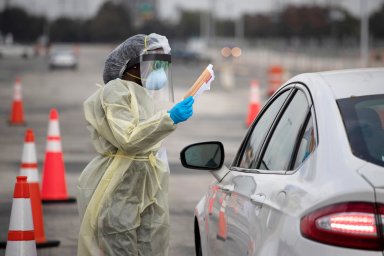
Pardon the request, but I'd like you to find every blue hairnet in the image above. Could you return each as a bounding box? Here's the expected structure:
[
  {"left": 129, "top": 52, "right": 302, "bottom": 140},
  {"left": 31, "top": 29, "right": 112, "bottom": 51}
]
[{"left": 103, "top": 33, "right": 171, "bottom": 84}]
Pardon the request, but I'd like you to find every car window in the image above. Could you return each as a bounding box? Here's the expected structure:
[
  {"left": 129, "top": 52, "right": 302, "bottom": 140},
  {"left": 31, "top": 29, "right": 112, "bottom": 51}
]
[
  {"left": 259, "top": 90, "right": 309, "bottom": 171},
  {"left": 293, "top": 114, "right": 315, "bottom": 169},
  {"left": 337, "top": 94, "right": 384, "bottom": 167},
  {"left": 239, "top": 90, "right": 290, "bottom": 169}
]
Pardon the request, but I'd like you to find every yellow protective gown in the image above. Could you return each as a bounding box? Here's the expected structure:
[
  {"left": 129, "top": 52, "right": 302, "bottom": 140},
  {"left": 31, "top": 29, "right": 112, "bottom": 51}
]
[{"left": 77, "top": 78, "right": 176, "bottom": 256}]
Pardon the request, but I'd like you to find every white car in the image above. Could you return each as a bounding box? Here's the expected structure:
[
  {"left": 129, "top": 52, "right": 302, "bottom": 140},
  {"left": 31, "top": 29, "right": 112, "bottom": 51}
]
[
  {"left": 181, "top": 68, "right": 384, "bottom": 256},
  {"left": 49, "top": 49, "right": 78, "bottom": 70}
]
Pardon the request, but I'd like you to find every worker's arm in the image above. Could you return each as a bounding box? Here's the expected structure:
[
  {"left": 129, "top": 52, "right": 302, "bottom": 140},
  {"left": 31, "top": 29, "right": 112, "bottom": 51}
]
[{"left": 101, "top": 81, "right": 176, "bottom": 154}]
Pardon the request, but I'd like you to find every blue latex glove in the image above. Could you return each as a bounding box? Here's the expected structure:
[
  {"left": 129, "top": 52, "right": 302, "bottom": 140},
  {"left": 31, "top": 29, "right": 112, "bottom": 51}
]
[{"left": 168, "top": 96, "right": 194, "bottom": 124}]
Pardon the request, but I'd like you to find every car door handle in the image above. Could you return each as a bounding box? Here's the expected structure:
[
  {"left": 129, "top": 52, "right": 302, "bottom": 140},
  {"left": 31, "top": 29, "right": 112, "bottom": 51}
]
[
  {"left": 250, "top": 194, "right": 266, "bottom": 205},
  {"left": 219, "top": 184, "right": 234, "bottom": 193}
]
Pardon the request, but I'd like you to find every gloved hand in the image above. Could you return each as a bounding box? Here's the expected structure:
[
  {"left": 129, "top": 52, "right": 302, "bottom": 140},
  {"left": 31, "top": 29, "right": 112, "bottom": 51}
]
[{"left": 168, "top": 96, "right": 194, "bottom": 124}]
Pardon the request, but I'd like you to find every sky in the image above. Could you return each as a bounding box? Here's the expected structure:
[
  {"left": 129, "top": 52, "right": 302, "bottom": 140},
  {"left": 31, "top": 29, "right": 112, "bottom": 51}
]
[
  {"left": 158, "top": 0, "right": 384, "bottom": 20},
  {"left": 1, "top": 0, "right": 383, "bottom": 20},
  {"left": 0, "top": 0, "right": 105, "bottom": 20}
]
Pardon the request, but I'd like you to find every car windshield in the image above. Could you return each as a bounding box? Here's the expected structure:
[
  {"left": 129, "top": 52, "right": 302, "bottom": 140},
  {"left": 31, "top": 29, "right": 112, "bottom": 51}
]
[{"left": 337, "top": 94, "right": 384, "bottom": 167}]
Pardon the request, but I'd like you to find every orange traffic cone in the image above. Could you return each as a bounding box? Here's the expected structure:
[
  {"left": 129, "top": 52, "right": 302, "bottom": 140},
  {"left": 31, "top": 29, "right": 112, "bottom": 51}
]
[
  {"left": 216, "top": 194, "right": 228, "bottom": 241},
  {"left": 20, "top": 129, "right": 60, "bottom": 248},
  {"left": 3, "top": 176, "right": 37, "bottom": 255},
  {"left": 245, "top": 80, "right": 261, "bottom": 127},
  {"left": 41, "top": 109, "right": 75, "bottom": 203},
  {"left": 9, "top": 77, "right": 26, "bottom": 125},
  {"left": 267, "top": 65, "right": 283, "bottom": 97}
]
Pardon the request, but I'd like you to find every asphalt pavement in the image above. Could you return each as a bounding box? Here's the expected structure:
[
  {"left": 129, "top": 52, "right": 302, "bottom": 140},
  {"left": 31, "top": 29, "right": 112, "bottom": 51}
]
[{"left": 0, "top": 44, "right": 263, "bottom": 255}]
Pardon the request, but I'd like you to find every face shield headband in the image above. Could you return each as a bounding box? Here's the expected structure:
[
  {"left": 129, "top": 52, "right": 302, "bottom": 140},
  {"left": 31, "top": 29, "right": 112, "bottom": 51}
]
[{"left": 122, "top": 53, "right": 171, "bottom": 75}]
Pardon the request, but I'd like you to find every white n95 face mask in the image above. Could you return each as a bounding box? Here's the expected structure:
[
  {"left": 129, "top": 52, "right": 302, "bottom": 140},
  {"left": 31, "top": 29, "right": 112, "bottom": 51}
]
[{"left": 145, "top": 68, "right": 168, "bottom": 90}]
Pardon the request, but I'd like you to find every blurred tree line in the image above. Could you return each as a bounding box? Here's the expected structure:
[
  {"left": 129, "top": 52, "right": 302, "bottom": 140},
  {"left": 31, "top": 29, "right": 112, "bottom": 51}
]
[
  {"left": 244, "top": 5, "right": 358, "bottom": 40},
  {"left": 1, "top": 2, "right": 384, "bottom": 43}
]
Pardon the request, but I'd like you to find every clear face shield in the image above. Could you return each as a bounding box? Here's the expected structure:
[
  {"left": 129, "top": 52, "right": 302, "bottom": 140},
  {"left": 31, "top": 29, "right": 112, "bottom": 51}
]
[{"left": 139, "top": 53, "right": 174, "bottom": 110}]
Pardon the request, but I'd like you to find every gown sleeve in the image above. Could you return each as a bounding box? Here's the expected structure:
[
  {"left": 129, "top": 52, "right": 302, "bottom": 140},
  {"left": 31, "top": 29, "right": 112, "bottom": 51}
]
[{"left": 84, "top": 79, "right": 176, "bottom": 155}]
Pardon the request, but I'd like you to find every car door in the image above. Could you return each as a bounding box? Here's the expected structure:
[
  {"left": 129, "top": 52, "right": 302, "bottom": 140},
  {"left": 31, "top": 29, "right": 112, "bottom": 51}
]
[
  {"left": 205, "top": 88, "right": 293, "bottom": 255},
  {"left": 223, "top": 87, "right": 316, "bottom": 255},
  {"left": 249, "top": 89, "right": 314, "bottom": 255}
]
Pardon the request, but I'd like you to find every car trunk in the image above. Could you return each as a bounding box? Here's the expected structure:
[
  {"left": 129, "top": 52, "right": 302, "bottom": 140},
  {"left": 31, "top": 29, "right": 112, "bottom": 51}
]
[{"left": 358, "top": 162, "right": 384, "bottom": 255}]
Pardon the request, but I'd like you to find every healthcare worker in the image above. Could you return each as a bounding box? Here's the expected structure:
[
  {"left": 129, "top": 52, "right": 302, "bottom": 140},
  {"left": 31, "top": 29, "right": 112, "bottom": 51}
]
[{"left": 77, "top": 33, "right": 194, "bottom": 255}]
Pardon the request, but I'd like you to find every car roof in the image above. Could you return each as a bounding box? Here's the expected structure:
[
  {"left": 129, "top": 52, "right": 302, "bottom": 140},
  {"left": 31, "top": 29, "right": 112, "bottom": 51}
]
[
  {"left": 314, "top": 68, "right": 384, "bottom": 99},
  {"left": 285, "top": 68, "right": 384, "bottom": 100}
]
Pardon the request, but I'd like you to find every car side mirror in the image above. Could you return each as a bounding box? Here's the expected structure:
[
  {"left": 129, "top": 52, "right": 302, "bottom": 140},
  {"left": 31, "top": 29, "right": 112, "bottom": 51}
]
[{"left": 180, "top": 141, "right": 224, "bottom": 171}]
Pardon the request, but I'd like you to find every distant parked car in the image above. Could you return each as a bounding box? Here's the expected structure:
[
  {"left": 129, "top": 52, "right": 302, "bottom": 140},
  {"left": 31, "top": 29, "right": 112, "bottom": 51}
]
[
  {"left": 49, "top": 48, "right": 78, "bottom": 70},
  {"left": 181, "top": 68, "right": 384, "bottom": 256},
  {"left": 0, "top": 43, "right": 35, "bottom": 59},
  {"left": 172, "top": 47, "right": 201, "bottom": 63}
]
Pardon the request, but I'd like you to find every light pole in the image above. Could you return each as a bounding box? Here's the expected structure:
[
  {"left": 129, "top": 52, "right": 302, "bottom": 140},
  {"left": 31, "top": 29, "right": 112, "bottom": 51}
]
[
  {"left": 360, "top": 0, "right": 369, "bottom": 67},
  {"left": 209, "top": 0, "right": 216, "bottom": 45},
  {"left": 235, "top": 15, "right": 244, "bottom": 41},
  {"left": 200, "top": 11, "right": 210, "bottom": 42}
]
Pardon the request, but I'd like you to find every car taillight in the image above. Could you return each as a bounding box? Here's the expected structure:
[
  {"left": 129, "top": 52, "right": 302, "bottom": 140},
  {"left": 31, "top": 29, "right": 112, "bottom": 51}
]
[
  {"left": 378, "top": 204, "right": 384, "bottom": 247},
  {"left": 316, "top": 212, "right": 377, "bottom": 236},
  {"left": 301, "top": 202, "right": 384, "bottom": 250}
]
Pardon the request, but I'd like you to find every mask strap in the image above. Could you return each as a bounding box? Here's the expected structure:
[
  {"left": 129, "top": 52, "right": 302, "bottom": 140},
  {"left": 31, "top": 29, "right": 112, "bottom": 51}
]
[
  {"left": 144, "top": 36, "right": 148, "bottom": 53},
  {"left": 126, "top": 72, "right": 146, "bottom": 81}
]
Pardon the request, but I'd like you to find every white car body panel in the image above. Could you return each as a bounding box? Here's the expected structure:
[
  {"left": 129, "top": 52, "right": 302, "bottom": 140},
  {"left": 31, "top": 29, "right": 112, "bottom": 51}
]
[
  {"left": 358, "top": 162, "right": 384, "bottom": 212},
  {"left": 194, "top": 68, "right": 384, "bottom": 256},
  {"left": 359, "top": 162, "right": 384, "bottom": 188}
]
